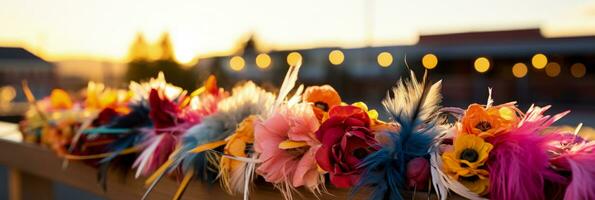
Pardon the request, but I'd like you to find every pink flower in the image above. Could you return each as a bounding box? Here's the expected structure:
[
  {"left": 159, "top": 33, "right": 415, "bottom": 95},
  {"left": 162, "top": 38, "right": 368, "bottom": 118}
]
[
  {"left": 406, "top": 157, "right": 430, "bottom": 190},
  {"left": 255, "top": 103, "right": 323, "bottom": 189},
  {"left": 315, "top": 105, "right": 379, "bottom": 188}
]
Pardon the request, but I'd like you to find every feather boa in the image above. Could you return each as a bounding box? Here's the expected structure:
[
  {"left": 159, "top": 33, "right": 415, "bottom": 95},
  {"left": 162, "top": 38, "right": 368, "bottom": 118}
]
[{"left": 487, "top": 105, "right": 568, "bottom": 200}]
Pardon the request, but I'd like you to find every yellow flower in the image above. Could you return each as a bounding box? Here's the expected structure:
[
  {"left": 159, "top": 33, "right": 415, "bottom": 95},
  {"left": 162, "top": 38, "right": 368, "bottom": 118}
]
[
  {"left": 460, "top": 174, "right": 490, "bottom": 196},
  {"left": 219, "top": 115, "right": 256, "bottom": 194},
  {"left": 442, "top": 134, "right": 493, "bottom": 195},
  {"left": 85, "top": 81, "right": 131, "bottom": 114},
  {"left": 351, "top": 101, "right": 386, "bottom": 126},
  {"left": 461, "top": 104, "right": 518, "bottom": 138}
]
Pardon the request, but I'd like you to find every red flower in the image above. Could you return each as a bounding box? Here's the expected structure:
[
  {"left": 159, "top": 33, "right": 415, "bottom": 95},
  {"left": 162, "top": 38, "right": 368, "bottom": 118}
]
[
  {"left": 148, "top": 89, "right": 181, "bottom": 130},
  {"left": 315, "top": 105, "right": 379, "bottom": 188}
]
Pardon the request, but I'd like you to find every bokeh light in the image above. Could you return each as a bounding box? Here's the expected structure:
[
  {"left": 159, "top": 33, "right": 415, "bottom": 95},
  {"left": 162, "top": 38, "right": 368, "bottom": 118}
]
[
  {"left": 512, "top": 63, "right": 528, "bottom": 78},
  {"left": 229, "top": 56, "right": 245, "bottom": 71},
  {"left": 287, "top": 52, "right": 302, "bottom": 66},
  {"left": 532, "top": 53, "right": 548, "bottom": 69},
  {"left": 328, "top": 50, "right": 345, "bottom": 65},
  {"left": 256, "top": 53, "right": 271, "bottom": 69},
  {"left": 377, "top": 52, "right": 393, "bottom": 68},
  {"left": 422, "top": 53, "right": 438, "bottom": 69},
  {"left": 570, "top": 63, "right": 586, "bottom": 78},
  {"left": 474, "top": 57, "right": 490, "bottom": 73},
  {"left": 545, "top": 62, "right": 561, "bottom": 77},
  {"left": 0, "top": 86, "right": 16, "bottom": 103}
]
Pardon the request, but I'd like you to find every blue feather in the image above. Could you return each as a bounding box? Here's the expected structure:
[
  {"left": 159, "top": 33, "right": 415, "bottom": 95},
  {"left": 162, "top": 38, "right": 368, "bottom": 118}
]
[{"left": 353, "top": 71, "right": 443, "bottom": 200}]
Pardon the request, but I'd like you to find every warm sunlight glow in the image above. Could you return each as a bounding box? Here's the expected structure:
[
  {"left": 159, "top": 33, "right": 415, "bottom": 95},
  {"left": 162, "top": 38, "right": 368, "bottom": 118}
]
[
  {"left": 422, "top": 53, "right": 438, "bottom": 69},
  {"left": 0, "top": 1, "right": 591, "bottom": 62},
  {"left": 328, "top": 50, "right": 345, "bottom": 65},
  {"left": 570, "top": 63, "right": 586, "bottom": 78},
  {"left": 287, "top": 52, "right": 302, "bottom": 66},
  {"left": 545, "top": 62, "right": 561, "bottom": 77},
  {"left": 256, "top": 53, "right": 272, "bottom": 69},
  {"left": 474, "top": 57, "right": 490, "bottom": 73},
  {"left": 512, "top": 63, "right": 528, "bottom": 78},
  {"left": 532, "top": 53, "right": 548, "bottom": 69},
  {"left": 229, "top": 56, "right": 245, "bottom": 71},
  {"left": 377, "top": 52, "right": 393, "bottom": 68}
]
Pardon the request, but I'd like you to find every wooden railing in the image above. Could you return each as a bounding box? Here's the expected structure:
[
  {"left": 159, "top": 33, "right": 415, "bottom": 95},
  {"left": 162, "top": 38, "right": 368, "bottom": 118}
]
[{"left": 0, "top": 122, "right": 451, "bottom": 200}]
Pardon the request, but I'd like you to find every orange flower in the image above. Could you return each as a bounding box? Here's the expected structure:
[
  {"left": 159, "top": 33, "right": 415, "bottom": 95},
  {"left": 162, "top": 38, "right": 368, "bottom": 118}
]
[
  {"left": 461, "top": 104, "right": 518, "bottom": 138},
  {"left": 205, "top": 75, "right": 219, "bottom": 95},
  {"left": 50, "top": 89, "right": 73, "bottom": 110},
  {"left": 303, "top": 85, "right": 341, "bottom": 121}
]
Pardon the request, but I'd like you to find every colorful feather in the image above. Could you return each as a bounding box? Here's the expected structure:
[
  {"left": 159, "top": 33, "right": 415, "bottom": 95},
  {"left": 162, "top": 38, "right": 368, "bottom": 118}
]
[
  {"left": 142, "top": 81, "right": 275, "bottom": 200},
  {"left": 487, "top": 105, "right": 568, "bottom": 200},
  {"left": 354, "top": 70, "right": 444, "bottom": 200},
  {"left": 550, "top": 124, "right": 595, "bottom": 200},
  {"left": 133, "top": 88, "right": 186, "bottom": 178}
]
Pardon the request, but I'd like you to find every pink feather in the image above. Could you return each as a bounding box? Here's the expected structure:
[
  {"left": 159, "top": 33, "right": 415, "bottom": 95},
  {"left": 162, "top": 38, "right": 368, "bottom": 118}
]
[
  {"left": 551, "top": 138, "right": 595, "bottom": 200},
  {"left": 487, "top": 105, "right": 568, "bottom": 200}
]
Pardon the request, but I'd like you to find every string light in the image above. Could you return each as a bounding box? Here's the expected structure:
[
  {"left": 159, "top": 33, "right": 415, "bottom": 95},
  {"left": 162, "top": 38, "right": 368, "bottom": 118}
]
[
  {"left": 256, "top": 53, "right": 271, "bottom": 69},
  {"left": 545, "top": 62, "right": 561, "bottom": 77},
  {"left": 532, "top": 53, "right": 547, "bottom": 69},
  {"left": 422, "top": 53, "right": 438, "bottom": 69},
  {"left": 570, "top": 63, "right": 586, "bottom": 78},
  {"left": 474, "top": 57, "right": 490, "bottom": 73},
  {"left": 328, "top": 50, "right": 344, "bottom": 65},
  {"left": 512, "top": 63, "right": 528, "bottom": 78},
  {"left": 229, "top": 56, "right": 245, "bottom": 71},
  {"left": 377, "top": 52, "right": 393, "bottom": 68},
  {"left": 287, "top": 52, "right": 302, "bottom": 66}
]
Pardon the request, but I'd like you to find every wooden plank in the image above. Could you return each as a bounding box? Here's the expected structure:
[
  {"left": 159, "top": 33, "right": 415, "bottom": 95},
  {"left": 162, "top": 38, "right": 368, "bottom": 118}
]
[
  {"left": 0, "top": 127, "right": 451, "bottom": 200},
  {"left": 9, "top": 168, "right": 54, "bottom": 200}
]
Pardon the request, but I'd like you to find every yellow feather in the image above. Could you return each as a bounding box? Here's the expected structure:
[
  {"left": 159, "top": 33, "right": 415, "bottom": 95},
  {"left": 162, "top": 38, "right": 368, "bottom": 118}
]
[
  {"left": 62, "top": 146, "right": 139, "bottom": 160},
  {"left": 188, "top": 140, "right": 227, "bottom": 153},
  {"left": 172, "top": 169, "right": 194, "bottom": 200}
]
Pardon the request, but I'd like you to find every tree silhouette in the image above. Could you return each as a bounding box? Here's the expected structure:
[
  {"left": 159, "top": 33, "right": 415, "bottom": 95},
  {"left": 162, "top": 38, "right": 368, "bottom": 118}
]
[
  {"left": 126, "top": 32, "right": 154, "bottom": 82},
  {"left": 126, "top": 32, "right": 196, "bottom": 90},
  {"left": 128, "top": 33, "right": 150, "bottom": 61},
  {"left": 157, "top": 33, "right": 175, "bottom": 61}
]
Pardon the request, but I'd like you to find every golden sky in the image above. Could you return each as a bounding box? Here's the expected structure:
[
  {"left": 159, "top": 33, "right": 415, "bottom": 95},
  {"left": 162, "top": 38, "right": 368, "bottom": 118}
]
[{"left": 0, "top": 0, "right": 593, "bottom": 63}]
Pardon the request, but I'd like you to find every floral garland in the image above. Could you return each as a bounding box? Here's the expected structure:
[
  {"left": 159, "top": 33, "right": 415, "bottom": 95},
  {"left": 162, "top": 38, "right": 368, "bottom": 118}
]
[{"left": 19, "top": 65, "right": 594, "bottom": 200}]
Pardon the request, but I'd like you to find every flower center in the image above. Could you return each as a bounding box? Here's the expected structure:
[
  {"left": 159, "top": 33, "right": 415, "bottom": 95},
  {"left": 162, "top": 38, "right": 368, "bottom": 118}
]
[
  {"left": 285, "top": 146, "right": 309, "bottom": 157},
  {"left": 459, "top": 175, "right": 479, "bottom": 182},
  {"left": 353, "top": 147, "right": 369, "bottom": 159},
  {"left": 460, "top": 148, "right": 479, "bottom": 163},
  {"left": 314, "top": 101, "right": 329, "bottom": 111},
  {"left": 475, "top": 121, "right": 492, "bottom": 132}
]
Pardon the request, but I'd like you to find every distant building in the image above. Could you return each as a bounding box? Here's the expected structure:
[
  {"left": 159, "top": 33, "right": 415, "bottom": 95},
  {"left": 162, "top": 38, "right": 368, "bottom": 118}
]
[
  {"left": 193, "top": 29, "right": 595, "bottom": 125},
  {"left": 0, "top": 47, "right": 56, "bottom": 101}
]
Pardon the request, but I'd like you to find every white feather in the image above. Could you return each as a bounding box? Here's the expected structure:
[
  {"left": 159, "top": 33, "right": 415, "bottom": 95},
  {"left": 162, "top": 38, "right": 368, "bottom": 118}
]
[
  {"left": 133, "top": 134, "right": 163, "bottom": 178},
  {"left": 273, "top": 60, "right": 302, "bottom": 114},
  {"left": 382, "top": 70, "right": 442, "bottom": 129},
  {"left": 486, "top": 88, "right": 494, "bottom": 108}
]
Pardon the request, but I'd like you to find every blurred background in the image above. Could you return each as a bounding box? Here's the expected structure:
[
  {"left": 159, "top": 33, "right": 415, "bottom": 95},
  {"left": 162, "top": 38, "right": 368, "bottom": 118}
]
[{"left": 0, "top": 0, "right": 594, "bottom": 199}]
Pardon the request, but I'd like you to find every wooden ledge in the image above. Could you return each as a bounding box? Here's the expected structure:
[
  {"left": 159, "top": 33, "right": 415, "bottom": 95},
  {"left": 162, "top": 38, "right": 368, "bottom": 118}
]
[{"left": 0, "top": 122, "right": 447, "bottom": 200}]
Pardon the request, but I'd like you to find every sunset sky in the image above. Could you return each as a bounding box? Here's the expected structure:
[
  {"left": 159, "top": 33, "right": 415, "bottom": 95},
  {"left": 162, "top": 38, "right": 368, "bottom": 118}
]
[{"left": 0, "top": 0, "right": 594, "bottom": 63}]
